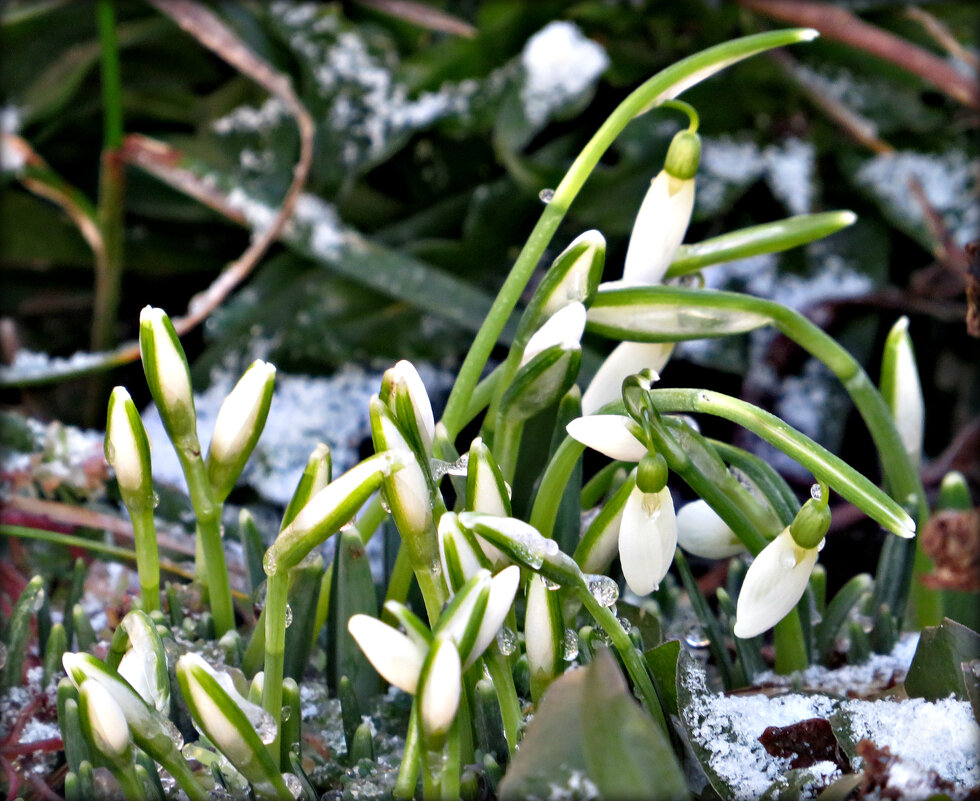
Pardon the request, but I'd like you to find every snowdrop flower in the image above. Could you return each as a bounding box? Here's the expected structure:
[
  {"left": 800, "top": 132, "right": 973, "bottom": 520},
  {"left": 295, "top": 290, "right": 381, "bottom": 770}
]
[
  {"left": 880, "top": 317, "right": 924, "bottom": 465},
  {"left": 676, "top": 499, "right": 747, "bottom": 559},
  {"left": 619, "top": 485, "right": 677, "bottom": 595},
  {"left": 582, "top": 129, "right": 699, "bottom": 414},
  {"left": 464, "top": 437, "right": 512, "bottom": 567},
  {"left": 370, "top": 397, "right": 433, "bottom": 536},
  {"left": 520, "top": 302, "right": 587, "bottom": 366},
  {"left": 105, "top": 387, "right": 153, "bottom": 508},
  {"left": 438, "top": 512, "right": 490, "bottom": 587},
  {"left": 139, "top": 306, "right": 196, "bottom": 443},
  {"left": 348, "top": 566, "right": 520, "bottom": 694},
  {"left": 418, "top": 636, "right": 462, "bottom": 743},
  {"left": 382, "top": 359, "right": 435, "bottom": 455},
  {"left": 524, "top": 574, "right": 563, "bottom": 700},
  {"left": 734, "top": 489, "right": 830, "bottom": 638},
  {"left": 78, "top": 679, "right": 133, "bottom": 761},
  {"left": 566, "top": 414, "right": 647, "bottom": 462},
  {"left": 733, "top": 527, "right": 820, "bottom": 639},
  {"left": 206, "top": 359, "right": 275, "bottom": 502}
]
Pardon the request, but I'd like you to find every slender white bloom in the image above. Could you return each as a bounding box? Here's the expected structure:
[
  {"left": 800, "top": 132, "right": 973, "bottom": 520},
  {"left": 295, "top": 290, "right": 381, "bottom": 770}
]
[
  {"left": 105, "top": 387, "right": 151, "bottom": 499},
  {"left": 372, "top": 398, "right": 432, "bottom": 534},
  {"left": 733, "top": 527, "right": 821, "bottom": 639},
  {"left": 537, "top": 230, "right": 606, "bottom": 320},
  {"left": 524, "top": 574, "right": 560, "bottom": 696},
  {"left": 622, "top": 170, "right": 695, "bottom": 285},
  {"left": 618, "top": 485, "right": 677, "bottom": 595},
  {"left": 676, "top": 499, "right": 747, "bottom": 559},
  {"left": 139, "top": 306, "right": 195, "bottom": 436},
  {"left": 521, "top": 302, "right": 587, "bottom": 366},
  {"left": 465, "top": 565, "right": 520, "bottom": 668},
  {"left": 881, "top": 317, "right": 924, "bottom": 465},
  {"left": 209, "top": 360, "right": 275, "bottom": 464},
  {"left": 466, "top": 438, "right": 511, "bottom": 566},
  {"left": 581, "top": 342, "right": 673, "bottom": 415},
  {"left": 347, "top": 614, "right": 427, "bottom": 694},
  {"left": 78, "top": 679, "right": 132, "bottom": 759},
  {"left": 116, "top": 611, "right": 170, "bottom": 714},
  {"left": 387, "top": 360, "right": 435, "bottom": 453},
  {"left": 566, "top": 415, "right": 647, "bottom": 462},
  {"left": 419, "top": 637, "right": 462, "bottom": 740}
]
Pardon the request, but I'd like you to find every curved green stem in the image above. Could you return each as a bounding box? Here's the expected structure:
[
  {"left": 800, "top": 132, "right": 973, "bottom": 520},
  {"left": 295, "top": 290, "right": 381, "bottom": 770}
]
[
  {"left": 439, "top": 29, "right": 819, "bottom": 441},
  {"left": 485, "top": 652, "right": 521, "bottom": 753},
  {"left": 261, "top": 571, "right": 289, "bottom": 763},
  {"left": 529, "top": 438, "right": 586, "bottom": 538}
]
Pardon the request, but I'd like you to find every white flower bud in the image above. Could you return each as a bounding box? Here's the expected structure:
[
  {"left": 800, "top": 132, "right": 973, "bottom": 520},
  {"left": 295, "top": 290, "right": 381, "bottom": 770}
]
[
  {"left": 139, "top": 306, "right": 196, "bottom": 441},
  {"left": 566, "top": 415, "right": 647, "bottom": 462},
  {"left": 520, "top": 302, "right": 587, "bottom": 366},
  {"left": 619, "top": 485, "right": 677, "bottom": 596},
  {"left": 105, "top": 387, "right": 152, "bottom": 504},
  {"left": 881, "top": 317, "right": 924, "bottom": 465},
  {"left": 419, "top": 637, "right": 461, "bottom": 741},
  {"left": 734, "top": 527, "right": 820, "bottom": 639},
  {"left": 347, "top": 614, "right": 427, "bottom": 694},
  {"left": 384, "top": 360, "right": 436, "bottom": 454},
  {"left": 676, "top": 499, "right": 747, "bottom": 559},
  {"left": 79, "top": 679, "right": 132, "bottom": 760},
  {"left": 622, "top": 170, "right": 695, "bottom": 285}
]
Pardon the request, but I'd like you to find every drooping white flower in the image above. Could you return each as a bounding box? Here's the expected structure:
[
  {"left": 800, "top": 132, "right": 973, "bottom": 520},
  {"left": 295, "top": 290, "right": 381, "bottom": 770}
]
[
  {"left": 371, "top": 397, "right": 432, "bottom": 535},
  {"left": 618, "top": 485, "right": 677, "bottom": 595},
  {"left": 464, "top": 565, "right": 520, "bottom": 667},
  {"left": 581, "top": 342, "right": 673, "bottom": 415},
  {"left": 733, "top": 527, "right": 821, "bottom": 639},
  {"left": 881, "top": 317, "right": 924, "bottom": 465},
  {"left": 566, "top": 414, "right": 647, "bottom": 462},
  {"left": 622, "top": 169, "right": 696, "bottom": 285},
  {"left": 676, "top": 499, "right": 747, "bottom": 559},
  {"left": 347, "top": 614, "right": 427, "bottom": 694}
]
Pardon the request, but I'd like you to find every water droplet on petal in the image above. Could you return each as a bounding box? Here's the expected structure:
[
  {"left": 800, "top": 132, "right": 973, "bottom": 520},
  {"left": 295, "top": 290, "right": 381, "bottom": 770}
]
[
  {"left": 810, "top": 483, "right": 823, "bottom": 502},
  {"left": 780, "top": 552, "right": 797, "bottom": 570},
  {"left": 496, "top": 626, "right": 517, "bottom": 656},
  {"left": 539, "top": 188, "right": 555, "bottom": 203},
  {"left": 543, "top": 578, "right": 561, "bottom": 591},
  {"left": 684, "top": 626, "right": 710, "bottom": 649},
  {"left": 584, "top": 574, "right": 619, "bottom": 607},
  {"left": 542, "top": 539, "right": 559, "bottom": 556},
  {"left": 379, "top": 494, "right": 392, "bottom": 515},
  {"left": 284, "top": 604, "right": 293, "bottom": 628},
  {"left": 563, "top": 629, "right": 579, "bottom": 661},
  {"left": 262, "top": 551, "right": 278, "bottom": 576}
]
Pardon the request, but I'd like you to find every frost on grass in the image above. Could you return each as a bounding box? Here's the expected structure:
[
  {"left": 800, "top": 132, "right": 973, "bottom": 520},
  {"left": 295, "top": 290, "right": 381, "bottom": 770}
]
[
  {"left": 519, "top": 21, "right": 609, "bottom": 128},
  {"left": 140, "top": 362, "right": 451, "bottom": 506},
  {"left": 681, "top": 654, "right": 980, "bottom": 800},
  {"left": 855, "top": 149, "right": 979, "bottom": 248}
]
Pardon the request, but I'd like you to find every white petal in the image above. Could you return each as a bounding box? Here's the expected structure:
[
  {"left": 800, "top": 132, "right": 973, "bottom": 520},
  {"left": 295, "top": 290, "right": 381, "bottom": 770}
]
[
  {"left": 581, "top": 341, "right": 672, "bottom": 415},
  {"left": 619, "top": 486, "right": 677, "bottom": 596},
  {"left": 622, "top": 172, "right": 695, "bottom": 285},
  {"left": 347, "top": 614, "right": 426, "bottom": 694},
  {"left": 733, "top": 528, "right": 819, "bottom": 639},
  {"left": 107, "top": 388, "right": 144, "bottom": 493},
  {"left": 380, "top": 414, "right": 432, "bottom": 534},
  {"left": 676, "top": 500, "right": 747, "bottom": 560},
  {"left": 140, "top": 306, "right": 192, "bottom": 412},
  {"left": 438, "top": 572, "right": 490, "bottom": 653},
  {"left": 524, "top": 575, "right": 556, "bottom": 677},
  {"left": 209, "top": 361, "right": 275, "bottom": 462},
  {"left": 419, "top": 638, "right": 461, "bottom": 737},
  {"left": 438, "top": 513, "right": 486, "bottom": 584},
  {"left": 886, "top": 319, "right": 924, "bottom": 464},
  {"left": 465, "top": 565, "right": 520, "bottom": 668},
  {"left": 79, "top": 679, "right": 130, "bottom": 758},
  {"left": 566, "top": 415, "right": 647, "bottom": 461},
  {"left": 391, "top": 360, "right": 435, "bottom": 452},
  {"left": 521, "top": 302, "right": 587, "bottom": 365}
]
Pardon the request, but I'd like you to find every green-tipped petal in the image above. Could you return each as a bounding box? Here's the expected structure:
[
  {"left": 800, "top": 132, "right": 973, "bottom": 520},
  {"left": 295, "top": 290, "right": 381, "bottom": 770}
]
[
  {"left": 105, "top": 387, "right": 153, "bottom": 508},
  {"left": 138, "top": 306, "right": 196, "bottom": 444}
]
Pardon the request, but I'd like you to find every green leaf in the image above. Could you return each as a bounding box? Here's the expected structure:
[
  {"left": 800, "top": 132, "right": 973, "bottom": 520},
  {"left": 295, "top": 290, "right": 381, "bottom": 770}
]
[
  {"left": 581, "top": 649, "right": 688, "bottom": 800},
  {"left": 644, "top": 639, "right": 680, "bottom": 717},
  {"left": 904, "top": 618, "right": 980, "bottom": 702}
]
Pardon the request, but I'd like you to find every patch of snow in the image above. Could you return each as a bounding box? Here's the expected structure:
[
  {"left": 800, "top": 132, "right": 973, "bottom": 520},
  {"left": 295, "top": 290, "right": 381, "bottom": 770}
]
[
  {"left": 224, "top": 187, "right": 346, "bottom": 259},
  {"left": 855, "top": 150, "right": 979, "bottom": 247},
  {"left": 212, "top": 98, "right": 288, "bottom": 135},
  {"left": 519, "top": 21, "right": 609, "bottom": 128}
]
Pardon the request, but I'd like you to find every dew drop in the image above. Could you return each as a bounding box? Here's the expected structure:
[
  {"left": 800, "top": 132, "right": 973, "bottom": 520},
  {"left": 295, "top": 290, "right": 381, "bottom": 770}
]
[
  {"left": 562, "top": 629, "right": 579, "bottom": 661},
  {"left": 496, "top": 626, "right": 517, "bottom": 656},
  {"left": 283, "top": 773, "right": 303, "bottom": 800},
  {"left": 0, "top": 642, "right": 7, "bottom": 670},
  {"left": 281, "top": 705, "right": 291, "bottom": 721},
  {"left": 542, "top": 539, "right": 559, "bottom": 556},
  {"left": 543, "top": 578, "right": 561, "bottom": 591},
  {"left": 810, "top": 483, "right": 824, "bottom": 502},
  {"left": 262, "top": 551, "right": 278, "bottom": 576},
  {"left": 780, "top": 552, "right": 797, "bottom": 570},
  {"left": 105, "top": 443, "right": 116, "bottom": 463},
  {"left": 617, "top": 616, "right": 632, "bottom": 634},
  {"left": 152, "top": 491, "right": 161, "bottom": 508},
  {"left": 584, "top": 574, "right": 619, "bottom": 607},
  {"left": 538, "top": 188, "right": 555, "bottom": 203},
  {"left": 379, "top": 494, "right": 392, "bottom": 515},
  {"left": 284, "top": 604, "right": 293, "bottom": 628},
  {"left": 684, "top": 626, "right": 710, "bottom": 649}
]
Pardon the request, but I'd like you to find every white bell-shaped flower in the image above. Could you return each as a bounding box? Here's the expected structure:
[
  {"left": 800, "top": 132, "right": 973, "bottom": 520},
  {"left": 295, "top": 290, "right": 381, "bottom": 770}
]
[
  {"left": 139, "top": 306, "right": 196, "bottom": 441},
  {"left": 438, "top": 512, "right": 489, "bottom": 586},
  {"left": 733, "top": 527, "right": 821, "bottom": 639},
  {"left": 566, "top": 414, "right": 647, "bottom": 462},
  {"left": 676, "top": 499, "right": 747, "bottom": 559},
  {"left": 881, "top": 317, "right": 924, "bottom": 465},
  {"left": 622, "top": 170, "right": 695, "bottom": 285},
  {"left": 618, "top": 485, "right": 677, "bottom": 595},
  {"left": 581, "top": 341, "right": 673, "bottom": 415},
  {"left": 464, "top": 565, "right": 520, "bottom": 668}
]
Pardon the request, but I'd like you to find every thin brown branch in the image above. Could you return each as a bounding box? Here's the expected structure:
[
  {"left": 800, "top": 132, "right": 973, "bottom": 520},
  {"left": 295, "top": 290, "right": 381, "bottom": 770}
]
[
  {"left": 354, "top": 0, "right": 477, "bottom": 38},
  {"left": 739, "top": 0, "right": 980, "bottom": 109},
  {"left": 769, "top": 50, "right": 893, "bottom": 154},
  {"left": 905, "top": 6, "right": 980, "bottom": 72},
  {"left": 907, "top": 177, "right": 972, "bottom": 274}
]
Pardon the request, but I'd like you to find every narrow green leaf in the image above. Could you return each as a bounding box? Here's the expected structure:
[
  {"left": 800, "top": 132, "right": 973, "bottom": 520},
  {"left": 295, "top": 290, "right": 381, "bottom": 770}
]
[
  {"left": 905, "top": 618, "right": 980, "bottom": 702},
  {"left": 643, "top": 640, "right": 680, "bottom": 717}
]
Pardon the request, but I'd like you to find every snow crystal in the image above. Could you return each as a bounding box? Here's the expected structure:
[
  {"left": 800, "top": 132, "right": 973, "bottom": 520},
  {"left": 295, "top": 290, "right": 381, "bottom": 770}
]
[
  {"left": 753, "top": 632, "right": 920, "bottom": 697},
  {"left": 856, "top": 150, "right": 979, "bottom": 247},
  {"left": 520, "top": 21, "right": 609, "bottom": 128},
  {"left": 212, "top": 98, "right": 288, "bottom": 135},
  {"left": 3, "top": 348, "right": 111, "bottom": 381}
]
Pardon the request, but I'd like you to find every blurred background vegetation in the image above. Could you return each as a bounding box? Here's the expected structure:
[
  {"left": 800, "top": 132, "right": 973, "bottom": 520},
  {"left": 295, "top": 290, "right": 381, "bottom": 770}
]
[{"left": 1, "top": 0, "right": 977, "bottom": 588}]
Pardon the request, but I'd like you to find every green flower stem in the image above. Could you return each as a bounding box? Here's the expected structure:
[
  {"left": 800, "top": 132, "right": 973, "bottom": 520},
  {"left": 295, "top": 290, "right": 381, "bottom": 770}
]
[
  {"left": 381, "top": 542, "right": 415, "bottom": 625},
  {"left": 354, "top": 495, "right": 388, "bottom": 543},
  {"left": 131, "top": 506, "right": 160, "bottom": 613},
  {"left": 395, "top": 704, "right": 422, "bottom": 801},
  {"left": 439, "top": 29, "right": 819, "bottom": 442},
  {"left": 177, "top": 448, "right": 235, "bottom": 636},
  {"left": 96, "top": 0, "right": 123, "bottom": 150},
  {"left": 580, "top": 460, "right": 628, "bottom": 509},
  {"left": 773, "top": 614, "right": 809, "bottom": 674},
  {"left": 493, "top": 417, "right": 524, "bottom": 484},
  {"left": 156, "top": 747, "right": 210, "bottom": 801},
  {"left": 529, "top": 437, "right": 586, "bottom": 538},
  {"left": 261, "top": 570, "right": 289, "bottom": 762},
  {"left": 484, "top": 652, "right": 521, "bottom": 753},
  {"left": 110, "top": 764, "right": 144, "bottom": 801},
  {"left": 649, "top": 388, "right": 915, "bottom": 540},
  {"left": 577, "top": 583, "right": 668, "bottom": 733}
]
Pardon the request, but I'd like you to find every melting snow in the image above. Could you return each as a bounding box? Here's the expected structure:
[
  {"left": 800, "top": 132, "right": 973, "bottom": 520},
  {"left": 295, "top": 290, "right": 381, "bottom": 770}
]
[{"left": 520, "top": 21, "right": 609, "bottom": 128}]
